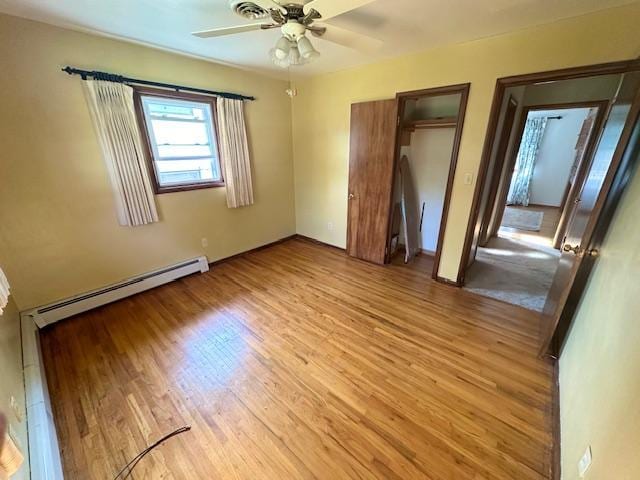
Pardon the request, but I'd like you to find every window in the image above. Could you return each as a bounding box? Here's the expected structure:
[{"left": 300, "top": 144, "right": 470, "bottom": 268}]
[{"left": 135, "top": 88, "right": 223, "bottom": 193}]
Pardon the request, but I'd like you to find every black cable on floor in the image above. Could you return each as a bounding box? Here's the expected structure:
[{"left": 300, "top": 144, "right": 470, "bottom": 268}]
[{"left": 112, "top": 426, "right": 191, "bottom": 480}]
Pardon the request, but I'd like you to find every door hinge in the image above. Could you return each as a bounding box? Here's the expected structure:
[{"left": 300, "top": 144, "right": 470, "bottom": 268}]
[{"left": 397, "top": 115, "right": 401, "bottom": 126}]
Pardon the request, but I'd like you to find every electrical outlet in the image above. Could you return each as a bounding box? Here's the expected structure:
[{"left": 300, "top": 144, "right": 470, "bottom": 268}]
[
  {"left": 201, "top": 238, "right": 209, "bottom": 248},
  {"left": 578, "top": 446, "right": 592, "bottom": 477},
  {"left": 327, "top": 222, "right": 334, "bottom": 232}
]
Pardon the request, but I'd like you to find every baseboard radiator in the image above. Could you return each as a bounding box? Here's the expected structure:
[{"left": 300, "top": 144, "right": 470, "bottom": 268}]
[
  {"left": 20, "top": 256, "right": 209, "bottom": 479},
  {"left": 23, "top": 256, "right": 209, "bottom": 328},
  {"left": 21, "top": 314, "right": 64, "bottom": 480}
]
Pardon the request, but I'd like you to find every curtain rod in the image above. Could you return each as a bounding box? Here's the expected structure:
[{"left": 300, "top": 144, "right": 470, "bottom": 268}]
[{"left": 62, "top": 66, "right": 255, "bottom": 101}]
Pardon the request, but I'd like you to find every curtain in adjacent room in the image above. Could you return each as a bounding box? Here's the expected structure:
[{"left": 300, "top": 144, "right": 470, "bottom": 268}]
[
  {"left": 216, "top": 98, "right": 254, "bottom": 208},
  {"left": 507, "top": 117, "right": 548, "bottom": 206},
  {"left": 83, "top": 80, "right": 159, "bottom": 226}
]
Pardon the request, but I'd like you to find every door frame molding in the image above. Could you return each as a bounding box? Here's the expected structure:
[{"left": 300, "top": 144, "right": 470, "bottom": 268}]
[
  {"left": 386, "top": 83, "right": 471, "bottom": 282},
  {"left": 487, "top": 100, "right": 609, "bottom": 249},
  {"left": 458, "top": 59, "right": 640, "bottom": 285},
  {"left": 478, "top": 95, "right": 519, "bottom": 245}
]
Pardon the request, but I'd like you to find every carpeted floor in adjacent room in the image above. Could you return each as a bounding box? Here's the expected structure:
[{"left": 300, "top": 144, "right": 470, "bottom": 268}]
[{"left": 464, "top": 235, "right": 561, "bottom": 312}]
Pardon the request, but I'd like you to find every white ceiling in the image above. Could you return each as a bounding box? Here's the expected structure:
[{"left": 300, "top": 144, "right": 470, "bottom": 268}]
[{"left": 0, "top": 0, "right": 635, "bottom": 78}]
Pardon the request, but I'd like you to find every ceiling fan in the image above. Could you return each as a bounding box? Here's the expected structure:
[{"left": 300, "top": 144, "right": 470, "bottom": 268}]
[{"left": 192, "top": 0, "right": 382, "bottom": 68}]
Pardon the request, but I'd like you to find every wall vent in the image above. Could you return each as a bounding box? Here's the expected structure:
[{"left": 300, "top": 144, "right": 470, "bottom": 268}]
[{"left": 231, "top": 1, "right": 269, "bottom": 19}]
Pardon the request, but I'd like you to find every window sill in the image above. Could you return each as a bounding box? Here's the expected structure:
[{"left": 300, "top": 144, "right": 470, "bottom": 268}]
[{"left": 155, "top": 181, "right": 225, "bottom": 194}]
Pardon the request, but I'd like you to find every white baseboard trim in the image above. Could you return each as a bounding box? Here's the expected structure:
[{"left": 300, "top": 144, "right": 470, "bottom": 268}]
[
  {"left": 21, "top": 314, "right": 64, "bottom": 480},
  {"left": 22, "top": 256, "right": 209, "bottom": 328}
]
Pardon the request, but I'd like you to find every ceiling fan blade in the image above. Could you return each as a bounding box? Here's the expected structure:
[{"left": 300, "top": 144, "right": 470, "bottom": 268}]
[
  {"left": 251, "top": 0, "right": 287, "bottom": 13},
  {"left": 303, "top": 0, "right": 376, "bottom": 20},
  {"left": 192, "top": 23, "right": 271, "bottom": 38},
  {"left": 312, "top": 23, "right": 382, "bottom": 53}
]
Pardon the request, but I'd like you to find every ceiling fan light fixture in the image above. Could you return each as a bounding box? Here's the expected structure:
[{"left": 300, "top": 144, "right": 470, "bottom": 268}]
[
  {"left": 297, "top": 35, "right": 319, "bottom": 60},
  {"left": 269, "top": 48, "right": 287, "bottom": 68},
  {"left": 198, "top": 0, "right": 380, "bottom": 69},
  {"left": 270, "top": 40, "right": 310, "bottom": 69},
  {"left": 289, "top": 44, "right": 301, "bottom": 64},
  {"left": 274, "top": 35, "right": 291, "bottom": 60}
]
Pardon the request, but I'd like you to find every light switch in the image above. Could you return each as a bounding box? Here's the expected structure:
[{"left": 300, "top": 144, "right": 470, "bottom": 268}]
[{"left": 464, "top": 173, "right": 474, "bottom": 185}]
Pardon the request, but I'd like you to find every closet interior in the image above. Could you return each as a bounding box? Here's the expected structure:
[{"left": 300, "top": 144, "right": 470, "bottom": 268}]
[
  {"left": 389, "top": 91, "right": 463, "bottom": 273},
  {"left": 345, "top": 84, "right": 468, "bottom": 279}
]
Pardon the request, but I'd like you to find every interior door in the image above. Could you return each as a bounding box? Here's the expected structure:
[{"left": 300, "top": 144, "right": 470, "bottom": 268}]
[
  {"left": 347, "top": 99, "right": 398, "bottom": 264},
  {"left": 539, "top": 72, "right": 640, "bottom": 355},
  {"left": 480, "top": 96, "right": 519, "bottom": 246}
]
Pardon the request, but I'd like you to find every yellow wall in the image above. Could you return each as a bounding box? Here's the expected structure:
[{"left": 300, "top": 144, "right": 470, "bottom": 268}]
[
  {"left": 291, "top": 3, "right": 640, "bottom": 280},
  {"left": 0, "top": 296, "right": 29, "bottom": 479},
  {"left": 0, "top": 14, "right": 296, "bottom": 310},
  {"left": 2, "top": 6, "right": 640, "bottom": 479},
  {"left": 559, "top": 161, "right": 640, "bottom": 479}
]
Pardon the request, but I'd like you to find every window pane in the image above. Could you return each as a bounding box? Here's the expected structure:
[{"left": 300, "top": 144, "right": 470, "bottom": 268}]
[
  {"left": 147, "top": 102, "right": 206, "bottom": 121},
  {"left": 156, "top": 159, "right": 219, "bottom": 185},
  {"left": 157, "top": 145, "right": 212, "bottom": 159},
  {"left": 141, "top": 95, "right": 222, "bottom": 188},
  {"left": 150, "top": 119, "right": 209, "bottom": 147}
]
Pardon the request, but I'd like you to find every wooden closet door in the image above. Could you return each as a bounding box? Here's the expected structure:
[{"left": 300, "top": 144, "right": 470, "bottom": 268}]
[{"left": 347, "top": 99, "right": 398, "bottom": 264}]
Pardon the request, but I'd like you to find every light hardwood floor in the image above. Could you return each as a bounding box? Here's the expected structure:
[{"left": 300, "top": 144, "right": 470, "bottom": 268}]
[{"left": 41, "top": 238, "right": 554, "bottom": 479}]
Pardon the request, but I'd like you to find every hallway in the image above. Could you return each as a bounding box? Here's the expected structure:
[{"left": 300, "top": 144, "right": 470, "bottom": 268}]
[
  {"left": 464, "top": 235, "right": 560, "bottom": 312},
  {"left": 464, "top": 206, "right": 561, "bottom": 312}
]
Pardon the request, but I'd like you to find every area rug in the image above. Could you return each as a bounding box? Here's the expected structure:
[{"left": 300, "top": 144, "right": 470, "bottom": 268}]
[{"left": 502, "top": 207, "right": 544, "bottom": 231}]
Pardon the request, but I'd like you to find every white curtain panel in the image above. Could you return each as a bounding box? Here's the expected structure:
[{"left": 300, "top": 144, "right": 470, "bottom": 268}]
[
  {"left": 83, "top": 80, "right": 159, "bottom": 226},
  {"left": 0, "top": 267, "right": 10, "bottom": 316},
  {"left": 216, "top": 98, "right": 254, "bottom": 208}
]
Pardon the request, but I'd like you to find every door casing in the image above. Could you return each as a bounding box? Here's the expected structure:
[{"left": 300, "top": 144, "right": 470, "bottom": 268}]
[
  {"left": 386, "top": 83, "right": 471, "bottom": 282},
  {"left": 481, "top": 100, "right": 609, "bottom": 250},
  {"left": 459, "top": 59, "right": 640, "bottom": 286}
]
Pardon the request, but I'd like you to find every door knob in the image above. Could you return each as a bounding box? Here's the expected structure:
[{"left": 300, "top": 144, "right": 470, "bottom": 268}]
[
  {"left": 348, "top": 193, "right": 355, "bottom": 199},
  {"left": 562, "top": 244, "right": 582, "bottom": 255}
]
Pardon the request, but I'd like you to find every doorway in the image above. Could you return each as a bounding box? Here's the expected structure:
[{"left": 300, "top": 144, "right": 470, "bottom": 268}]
[
  {"left": 465, "top": 103, "right": 604, "bottom": 311},
  {"left": 387, "top": 86, "right": 468, "bottom": 278},
  {"left": 346, "top": 83, "right": 469, "bottom": 281},
  {"left": 458, "top": 60, "right": 640, "bottom": 356}
]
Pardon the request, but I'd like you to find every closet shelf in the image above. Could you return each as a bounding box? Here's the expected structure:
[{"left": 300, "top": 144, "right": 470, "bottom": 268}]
[{"left": 402, "top": 117, "right": 458, "bottom": 130}]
